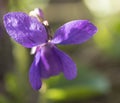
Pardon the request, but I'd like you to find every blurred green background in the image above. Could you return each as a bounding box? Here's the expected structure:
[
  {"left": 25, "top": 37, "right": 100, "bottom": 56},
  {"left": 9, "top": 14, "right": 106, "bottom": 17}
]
[{"left": 0, "top": 0, "right": 120, "bottom": 103}]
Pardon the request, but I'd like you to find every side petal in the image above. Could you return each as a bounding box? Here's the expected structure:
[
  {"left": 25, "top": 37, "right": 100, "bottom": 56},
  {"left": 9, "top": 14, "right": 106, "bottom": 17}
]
[
  {"left": 3, "top": 12, "right": 47, "bottom": 48},
  {"left": 53, "top": 47, "right": 77, "bottom": 80},
  {"left": 29, "top": 51, "right": 42, "bottom": 90},
  {"left": 40, "top": 44, "right": 62, "bottom": 78},
  {"left": 51, "top": 20, "right": 97, "bottom": 45}
]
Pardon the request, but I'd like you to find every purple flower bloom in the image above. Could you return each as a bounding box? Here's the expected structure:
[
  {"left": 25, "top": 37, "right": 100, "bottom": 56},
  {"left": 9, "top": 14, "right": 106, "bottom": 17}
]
[{"left": 3, "top": 8, "right": 97, "bottom": 90}]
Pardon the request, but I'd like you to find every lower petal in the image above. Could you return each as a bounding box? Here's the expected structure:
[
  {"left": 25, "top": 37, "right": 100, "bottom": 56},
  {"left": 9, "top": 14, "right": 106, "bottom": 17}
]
[
  {"left": 40, "top": 44, "right": 62, "bottom": 78},
  {"left": 53, "top": 47, "right": 77, "bottom": 80},
  {"left": 29, "top": 57, "right": 42, "bottom": 90}
]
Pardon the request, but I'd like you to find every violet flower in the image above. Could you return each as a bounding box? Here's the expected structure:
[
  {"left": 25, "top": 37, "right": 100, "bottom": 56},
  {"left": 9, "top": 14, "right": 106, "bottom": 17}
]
[{"left": 3, "top": 8, "right": 97, "bottom": 90}]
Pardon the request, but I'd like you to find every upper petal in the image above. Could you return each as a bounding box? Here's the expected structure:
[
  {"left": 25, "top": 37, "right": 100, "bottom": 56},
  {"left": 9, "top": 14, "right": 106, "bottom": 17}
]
[
  {"left": 3, "top": 12, "right": 47, "bottom": 48},
  {"left": 53, "top": 47, "right": 77, "bottom": 80},
  {"left": 29, "top": 51, "right": 42, "bottom": 90},
  {"left": 51, "top": 20, "right": 97, "bottom": 45}
]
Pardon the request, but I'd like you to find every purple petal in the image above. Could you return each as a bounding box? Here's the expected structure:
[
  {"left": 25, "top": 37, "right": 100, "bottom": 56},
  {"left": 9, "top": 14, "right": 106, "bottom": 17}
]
[
  {"left": 51, "top": 20, "right": 97, "bottom": 45},
  {"left": 3, "top": 12, "right": 47, "bottom": 48},
  {"left": 40, "top": 44, "right": 62, "bottom": 78},
  {"left": 53, "top": 47, "right": 77, "bottom": 80},
  {"left": 29, "top": 51, "right": 42, "bottom": 90}
]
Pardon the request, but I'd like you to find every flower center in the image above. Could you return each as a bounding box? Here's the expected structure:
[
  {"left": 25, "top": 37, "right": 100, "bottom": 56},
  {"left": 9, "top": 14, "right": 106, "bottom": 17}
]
[{"left": 31, "top": 41, "right": 54, "bottom": 55}]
